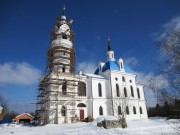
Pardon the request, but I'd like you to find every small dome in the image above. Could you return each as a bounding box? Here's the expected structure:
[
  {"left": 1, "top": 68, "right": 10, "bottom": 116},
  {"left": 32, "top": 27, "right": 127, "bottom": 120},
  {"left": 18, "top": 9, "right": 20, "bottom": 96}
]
[
  {"left": 94, "top": 60, "right": 134, "bottom": 75},
  {"left": 61, "top": 15, "right": 66, "bottom": 20}
]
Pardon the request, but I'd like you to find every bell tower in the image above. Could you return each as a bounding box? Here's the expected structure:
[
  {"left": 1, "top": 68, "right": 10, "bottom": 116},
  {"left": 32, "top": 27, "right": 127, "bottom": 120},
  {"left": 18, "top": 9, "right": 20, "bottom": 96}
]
[{"left": 48, "top": 6, "right": 76, "bottom": 73}]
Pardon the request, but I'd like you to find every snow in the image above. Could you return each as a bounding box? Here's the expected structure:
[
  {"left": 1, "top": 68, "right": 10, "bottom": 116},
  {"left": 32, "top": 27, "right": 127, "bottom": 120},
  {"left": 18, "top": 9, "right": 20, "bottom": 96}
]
[
  {"left": 15, "top": 113, "right": 34, "bottom": 119},
  {"left": 83, "top": 73, "right": 106, "bottom": 79},
  {"left": 0, "top": 118, "right": 179, "bottom": 135}
]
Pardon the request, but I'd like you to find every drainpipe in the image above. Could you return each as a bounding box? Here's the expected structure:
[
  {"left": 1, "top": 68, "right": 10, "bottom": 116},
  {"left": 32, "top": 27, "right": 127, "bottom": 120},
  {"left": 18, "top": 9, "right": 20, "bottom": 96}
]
[
  {"left": 109, "top": 71, "right": 114, "bottom": 115},
  {"left": 91, "top": 77, "right": 94, "bottom": 117}
]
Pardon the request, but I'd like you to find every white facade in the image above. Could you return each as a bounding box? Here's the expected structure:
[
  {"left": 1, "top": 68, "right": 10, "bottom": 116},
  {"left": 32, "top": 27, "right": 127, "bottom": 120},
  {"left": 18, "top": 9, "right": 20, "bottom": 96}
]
[{"left": 37, "top": 7, "right": 148, "bottom": 125}]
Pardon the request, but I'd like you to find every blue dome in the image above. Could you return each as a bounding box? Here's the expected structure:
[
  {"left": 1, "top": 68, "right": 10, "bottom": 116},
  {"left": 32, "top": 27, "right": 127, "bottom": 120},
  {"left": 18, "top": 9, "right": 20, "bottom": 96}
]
[
  {"left": 94, "top": 61, "right": 134, "bottom": 75},
  {"left": 102, "top": 61, "right": 119, "bottom": 72}
]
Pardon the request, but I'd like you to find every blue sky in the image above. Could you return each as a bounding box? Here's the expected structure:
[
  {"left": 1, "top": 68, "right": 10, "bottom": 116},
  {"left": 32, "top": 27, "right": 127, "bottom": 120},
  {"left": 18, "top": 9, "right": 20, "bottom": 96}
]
[{"left": 0, "top": 0, "right": 180, "bottom": 113}]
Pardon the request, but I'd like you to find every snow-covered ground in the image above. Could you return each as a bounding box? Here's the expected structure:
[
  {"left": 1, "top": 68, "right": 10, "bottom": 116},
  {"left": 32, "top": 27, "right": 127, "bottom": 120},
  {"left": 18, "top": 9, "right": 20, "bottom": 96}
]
[{"left": 0, "top": 117, "right": 179, "bottom": 135}]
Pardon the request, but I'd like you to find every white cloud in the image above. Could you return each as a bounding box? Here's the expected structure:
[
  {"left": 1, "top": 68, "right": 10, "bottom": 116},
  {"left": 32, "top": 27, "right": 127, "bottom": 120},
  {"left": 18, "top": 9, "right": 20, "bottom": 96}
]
[
  {"left": 0, "top": 62, "right": 41, "bottom": 86},
  {"left": 163, "top": 16, "right": 180, "bottom": 30},
  {"left": 124, "top": 57, "right": 139, "bottom": 68},
  {"left": 135, "top": 71, "right": 169, "bottom": 107},
  {"left": 158, "top": 16, "right": 180, "bottom": 40},
  {"left": 77, "top": 61, "right": 97, "bottom": 74}
]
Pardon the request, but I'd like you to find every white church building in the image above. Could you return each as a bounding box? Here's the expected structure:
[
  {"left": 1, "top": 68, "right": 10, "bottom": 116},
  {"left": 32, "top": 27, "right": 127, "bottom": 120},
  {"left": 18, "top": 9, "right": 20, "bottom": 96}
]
[{"left": 36, "top": 7, "right": 148, "bottom": 125}]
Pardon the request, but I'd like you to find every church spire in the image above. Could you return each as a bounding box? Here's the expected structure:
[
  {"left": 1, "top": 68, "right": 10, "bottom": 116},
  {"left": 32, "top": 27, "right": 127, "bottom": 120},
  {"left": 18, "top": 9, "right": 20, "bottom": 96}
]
[
  {"left": 61, "top": 5, "right": 66, "bottom": 21},
  {"left": 108, "top": 36, "right": 112, "bottom": 51},
  {"left": 106, "top": 36, "right": 115, "bottom": 61},
  {"left": 62, "top": 5, "right": 65, "bottom": 16}
]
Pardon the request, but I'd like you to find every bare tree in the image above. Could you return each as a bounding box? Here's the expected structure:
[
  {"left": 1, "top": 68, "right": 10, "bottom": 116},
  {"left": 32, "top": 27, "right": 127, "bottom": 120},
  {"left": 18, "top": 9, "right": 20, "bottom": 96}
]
[
  {"left": 154, "top": 29, "right": 180, "bottom": 104},
  {"left": 0, "top": 95, "right": 9, "bottom": 114}
]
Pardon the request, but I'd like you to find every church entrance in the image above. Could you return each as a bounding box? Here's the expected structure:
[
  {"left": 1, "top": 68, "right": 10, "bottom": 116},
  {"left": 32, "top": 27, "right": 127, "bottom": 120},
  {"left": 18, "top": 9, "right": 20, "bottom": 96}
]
[
  {"left": 77, "top": 103, "right": 86, "bottom": 120},
  {"left": 80, "top": 109, "right": 84, "bottom": 120}
]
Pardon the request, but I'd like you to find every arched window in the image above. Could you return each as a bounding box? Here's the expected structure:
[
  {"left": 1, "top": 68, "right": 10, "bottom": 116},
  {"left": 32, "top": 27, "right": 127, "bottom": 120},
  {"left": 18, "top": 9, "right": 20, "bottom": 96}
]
[
  {"left": 116, "top": 84, "right": 120, "bottom": 97},
  {"left": 62, "top": 33, "right": 67, "bottom": 39},
  {"left": 118, "top": 106, "right": 121, "bottom": 115},
  {"left": 137, "top": 88, "right": 140, "bottom": 99},
  {"left": 122, "top": 76, "right": 125, "bottom": 82},
  {"left": 62, "top": 81, "right": 67, "bottom": 95},
  {"left": 120, "top": 62, "right": 123, "bottom": 69},
  {"left": 78, "top": 82, "right": 86, "bottom": 96},
  {"left": 126, "top": 106, "right": 129, "bottom": 115},
  {"left": 124, "top": 87, "right": 127, "bottom": 97},
  {"left": 98, "top": 83, "right": 102, "bottom": 97},
  {"left": 140, "top": 107, "right": 143, "bottom": 114},
  {"left": 61, "top": 106, "right": 66, "bottom": 116},
  {"left": 131, "top": 86, "right": 134, "bottom": 97},
  {"left": 133, "top": 106, "right": 136, "bottom": 114},
  {"left": 99, "top": 106, "right": 103, "bottom": 115},
  {"left": 77, "top": 103, "right": 86, "bottom": 107}
]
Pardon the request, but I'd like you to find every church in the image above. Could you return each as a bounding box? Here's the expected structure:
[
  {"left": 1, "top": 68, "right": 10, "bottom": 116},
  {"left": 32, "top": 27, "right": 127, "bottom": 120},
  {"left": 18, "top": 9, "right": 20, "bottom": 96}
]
[{"left": 36, "top": 7, "right": 148, "bottom": 125}]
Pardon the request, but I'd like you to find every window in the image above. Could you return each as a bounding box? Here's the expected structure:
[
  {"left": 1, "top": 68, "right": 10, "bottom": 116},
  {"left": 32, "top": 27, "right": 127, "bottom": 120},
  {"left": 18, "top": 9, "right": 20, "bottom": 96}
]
[
  {"left": 62, "top": 66, "right": 65, "bottom": 72},
  {"left": 62, "top": 81, "right": 67, "bottom": 95},
  {"left": 133, "top": 106, "right": 136, "bottom": 114},
  {"left": 129, "top": 80, "right": 132, "bottom": 83},
  {"left": 118, "top": 106, "right": 121, "bottom": 115},
  {"left": 62, "top": 34, "right": 67, "bottom": 39},
  {"left": 131, "top": 86, "right": 134, "bottom": 97},
  {"left": 115, "top": 77, "right": 118, "bottom": 81},
  {"left": 126, "top": 106, "right": 129, "bottom": 115},
  {"left": 122, "top": 76, "right": 125, "bottom": 82},
  {"left": 137, "top": 88, "right": 140, "bottom": 99},
  {"left": 77, "top": 103, "right": 86, "bottom": 107},
  {"left": 99, "top": 106, "right": 103, "bottom": 115},
  {"left": 140, "top": 107, "right": 143, "bottom": 114},
  {"left": 124, "top": 87, "right": 127, "bottom": 97},
  {"left": 120, "top": 62, "right": 123, "bottom": 69},
  {"left": 116, "top": 84, "right": 120, "bottom": 97},
  {"left": 98, "top": 83, "right": 102, "bottom": 97},
  {"left": 78, "top": 82, "right": 86, "bottom": 96},
  {"left": 61, "top": 106, "right": 66, "bottom": 116}
]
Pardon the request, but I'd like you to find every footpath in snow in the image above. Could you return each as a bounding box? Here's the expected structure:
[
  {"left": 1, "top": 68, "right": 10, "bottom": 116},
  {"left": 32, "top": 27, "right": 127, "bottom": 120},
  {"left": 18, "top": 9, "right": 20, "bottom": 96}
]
[{"left": 0, "top": 117, "right": 179, "bottom": 135}]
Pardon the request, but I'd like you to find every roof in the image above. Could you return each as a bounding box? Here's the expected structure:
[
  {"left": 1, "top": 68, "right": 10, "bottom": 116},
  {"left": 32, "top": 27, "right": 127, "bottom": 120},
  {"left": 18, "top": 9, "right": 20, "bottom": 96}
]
[
  {"left": 83, "top": 73, "right": 106, "bottom": 79},
  {"left": 94, "top": 60, "right": 134, "bottom": 75},
  {"left": 15, "top": 113, "right": 34, "bottom": 119}
]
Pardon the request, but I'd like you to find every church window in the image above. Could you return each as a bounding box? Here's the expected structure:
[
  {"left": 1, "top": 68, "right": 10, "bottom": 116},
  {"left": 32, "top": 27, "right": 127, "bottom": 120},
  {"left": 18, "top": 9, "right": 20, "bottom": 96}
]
[
  {"left": 98, "top": 83, "right": 102, "bottom": 97},
  {"left": 62, "top": 66, "right": 65, "bottom": 72},
  {"left": 115, "top": 77, "right": 118, "bottom": 81},
  {"left": 131, "top": 86, "right": 134, "bottom": 97},
  {"left": 122, "top": 76, "right": 125, "bottom": 82},
  {"left": 61, "top": 106, "right": 66, "bottom": 116},
  {"left": 77, "top": 103, "right": 86, "bottom": 107},
  {"left": 140, "top": 107, "right": 143, "bottom": 114},
  {"left": 124, "top": 87, "right": 127, "bottom": 97},
  {"left": 126, "top": 106, "right": 129, "bottom": 115},
  {"left": 118, "top": 106, "right": 121, "bottom": 115},
  {"left": 62, "top": 33, "right": 67, "bottom": 39},
  {"left": 133, "top": 106, "right": 136, "bottom": 114},
  {"left": 116, "top": 84, "right": 120, "bottom": 97},
  {"left": 99, "top": 106, "right": 103, "bottom": 115},
  {"left": 120, "top": 62, "right": 123, "bottom": 69},
  {"left": 129, "top": 80, "right": 132, "bottom": 83},
  {"left": 62, "top": 81, "right": 67, "bottom": 95},
  {"left": 137, "top": 88, "right": 140, "bottom": 99},
  {"left": 78, "top": 82, "right": 86, "bottom": 96}
]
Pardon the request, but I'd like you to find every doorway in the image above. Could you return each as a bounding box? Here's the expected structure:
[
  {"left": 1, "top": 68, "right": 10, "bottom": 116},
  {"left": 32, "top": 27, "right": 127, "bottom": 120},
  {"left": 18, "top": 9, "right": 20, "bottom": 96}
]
[{"left": 80, "top": 109, "right": 84, "bottom": 120}]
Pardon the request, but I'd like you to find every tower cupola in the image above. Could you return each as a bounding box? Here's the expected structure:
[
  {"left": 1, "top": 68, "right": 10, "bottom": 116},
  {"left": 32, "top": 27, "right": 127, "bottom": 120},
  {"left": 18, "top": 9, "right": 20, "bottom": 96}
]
[{"left": 107, "top": 36, "right": 115, "bottom": 61}]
